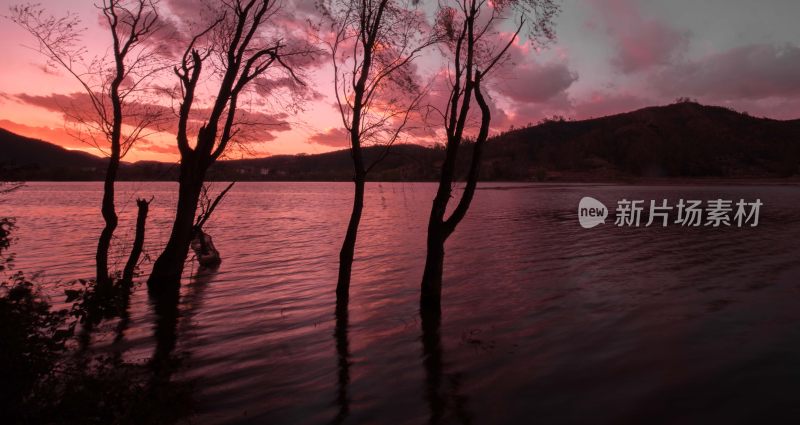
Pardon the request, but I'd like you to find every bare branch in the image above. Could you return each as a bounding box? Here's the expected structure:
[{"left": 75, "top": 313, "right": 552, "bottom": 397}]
[{"left": 195, "top": 181, "right": 236, "bottom": 230}]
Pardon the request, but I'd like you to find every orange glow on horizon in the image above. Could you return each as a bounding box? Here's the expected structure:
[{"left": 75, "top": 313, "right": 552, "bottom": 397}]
[{"left": 3, "top": 0, "right": 799, "bottom": 163}]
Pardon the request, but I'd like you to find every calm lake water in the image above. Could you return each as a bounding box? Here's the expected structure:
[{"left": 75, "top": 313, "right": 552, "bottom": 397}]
[{"left": 4, "top": 181, "right": 800, "bottom": 424}]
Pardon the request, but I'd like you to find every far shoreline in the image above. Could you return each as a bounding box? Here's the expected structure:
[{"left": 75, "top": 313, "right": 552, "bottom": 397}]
[{"left": 11, "top": 177, "right": 800, "bottom": 186}]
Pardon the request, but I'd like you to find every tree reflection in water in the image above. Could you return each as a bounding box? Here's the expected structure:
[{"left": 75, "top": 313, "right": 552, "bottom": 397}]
[
  {"left": 332, "top": 297, "right": 351, "bottom": 424},
  {"left": 421, "top": 309, "right": 473, "bottom": 425},
  {"left": 150, "top": 267, "right": 216, "bottom": 383}
]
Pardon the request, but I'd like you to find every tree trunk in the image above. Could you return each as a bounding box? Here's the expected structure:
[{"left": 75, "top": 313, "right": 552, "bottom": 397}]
[
  {"left": 114, "top": 197, "right": 150, "bottom": 354},
  {"left": 420, "top": 72, "right": 490, "bottom": 313},
  {"left": 420, "top": 140, "right": 456, "bottom": 312},
  {"left": 337, "top": 175, "right": 365, "bottom": 300},
  {"left": 420, "top": 215, "right": 446, "bottom": 312},
  {"left": 148, "top": 162, "right": 205, "bottom": 290},
  {"left": 149, "top": 283, "right": 180, "bottom": 381},
  {"left": 123, "top": 197, "right": 151, "bottom": 282},
  {"left": 95, "top": 153, "right": 120, "bottom": 285}
]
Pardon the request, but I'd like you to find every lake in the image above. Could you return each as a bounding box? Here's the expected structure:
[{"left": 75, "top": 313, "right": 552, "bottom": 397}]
[{"left": 4, "top": 181, "right": 800, "bottom": 424}]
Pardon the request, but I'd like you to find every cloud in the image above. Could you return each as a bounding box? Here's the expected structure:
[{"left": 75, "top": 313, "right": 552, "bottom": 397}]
[
  {"left": 134, "top": 138, "right": 180, "bottom": 155},
  {"left": 222, "top": 109, "right": 292, "bottom": 144},
  {"left": 480, "top": 36, "right": 578, "bottom": 128},
  {"left": 309, "top": 127, "right": 349, "bottom": 147},
  {"left": 588, "top": 0, "right": 688, "bottom": 73},
  {"left": 506, "top": 91, "right": 573, "bottom": 126},
  {"left": 654, "top": 43, "right": 800, "bottom": 101},
  {"left": 489, "top": 34, "right": 579, "bottom": 104},
  {"left": 494, "top": 61, "right": 577, "bottom": 103},
  {"left": 11, "top": 92, "right": 174, "bottom": 135},
  {"left": 253, "top": 76, "right": 325, "bottom": 105},
  {"left": 14, "top": 92, "right": 96, "bottom": 117},
  {"left": 9, "top": 91, "right": 293, "bottom": 145}
]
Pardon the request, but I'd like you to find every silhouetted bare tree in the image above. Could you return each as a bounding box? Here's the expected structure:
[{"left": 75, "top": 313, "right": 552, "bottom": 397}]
[
  {"left": 10, "top": 1, "right": 165, "bottom": 285},
  {"left": 318, "top": 0, "right": 436, "bottom": 302},
  {"left": 122, "top": 197, "right": 152, "bottom": 282},
  {"left": 147, "top": 0, "right": 311, "bottom": 290},
  {"left": 420, "top": 0, "right": 559, "bottom": 312}
]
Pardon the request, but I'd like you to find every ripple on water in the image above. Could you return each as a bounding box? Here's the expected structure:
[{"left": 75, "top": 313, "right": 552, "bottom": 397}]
[{"left": 4, "top": 181, "right": 800, "bottom": 424}]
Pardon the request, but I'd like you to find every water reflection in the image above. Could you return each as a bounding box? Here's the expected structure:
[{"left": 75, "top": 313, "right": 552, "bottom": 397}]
[
  {"left": 421, "top": 309, "right": 444, "bottom": 424},
  {"left": 182, "top": 267, "right": 216, "bottom": 329},
  {"left": 332, "top": 298, "right": 351, "bottom": 425},
  {"left": 6, "top": 182, "right": 800, "bottom": 424},
  {"left": 71, "top": 279, "right": 136, "bottom": 365},
  {"left": 421, "top": 309, "right": 472, "bottom": 425},
  {"left": 111, "top": 279, "right": 135, "bottom": 360},
  {"left": 150, "top": 267, "right": 216, "bottom": 383},
  {"left": 150, "top": 285, "right": 180, "bottom": 381}
]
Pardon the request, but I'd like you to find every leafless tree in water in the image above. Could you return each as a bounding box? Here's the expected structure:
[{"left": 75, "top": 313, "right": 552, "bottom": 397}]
[
  {"left": 147, "top": 0, "right": 315, "bottom": 290},
  {"left": 420, "top": 0, "right": 560, "bottom": 312},
  {"left": 317, "top": 0, "right": 438, "bottom": 301},
  {"left": 10, "top": 1, "right": 166, "bottom": 285}
]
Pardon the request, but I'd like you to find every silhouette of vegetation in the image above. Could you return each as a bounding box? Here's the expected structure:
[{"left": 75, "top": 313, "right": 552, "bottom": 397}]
[
  {"left": 0, "top": 179, "right": 188, "bottom": 424},
  {"left": 420, "top": 0, "right": 560, "bottom": 312},
  {"left": 10, "top": 0, "right": 167, "bottom": 285},
  {"left": 0, "top": 219, "right": 71, "bottom": 423},
  {"left": 2, "top": 0, "right": 799, "bottom": 423},
  {"left": 0, "top": 220, "right": 193, "bottom": 425},
  {"left": 122, "top": 197, "right": 152, "bottom": 282},
  {"left": 189, "top": 182, "right": 236, "bottom": 268},
  {"left": 317, "top": 0, "right": 438, "bottom": 301},
  {"left": 148, "top": 0, "right": 313, "bottom": 291}
]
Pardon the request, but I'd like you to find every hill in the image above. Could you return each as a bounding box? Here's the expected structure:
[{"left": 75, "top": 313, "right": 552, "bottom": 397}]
[
  {"left": 0, "top": 128, "right": 108, "bottom": 180},
  {"left": 2, "top": 102, "right": 799, "bottom": 181},
  {"left": 483, "top": 102, "right": 800, "bottom": 180}
]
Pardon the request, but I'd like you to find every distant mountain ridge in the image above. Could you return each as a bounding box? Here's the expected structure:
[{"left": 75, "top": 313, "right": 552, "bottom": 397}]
[
  {"left": 0, "top": 129, "right": 104, "bottom": 166},
  {"left": 2, "top": 102, "right": 799, "bottom": 181}
]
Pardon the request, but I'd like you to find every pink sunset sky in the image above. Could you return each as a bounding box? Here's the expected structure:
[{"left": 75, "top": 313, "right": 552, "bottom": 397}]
[{"left": 1, "top": 0, "right": 800, "bottom": 162}]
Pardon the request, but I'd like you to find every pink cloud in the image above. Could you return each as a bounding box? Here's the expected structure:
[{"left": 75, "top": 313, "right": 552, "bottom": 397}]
[
  {"left": 589, "top": 0, "right": 688, "bottom": 73},
  {"left": 490, "top": 36, "right": 578, "bottom": 104},
  {"left": 494, "top": 61, "right": 577, "bottom": 103},
  {"left": 134, "top": 138, "right": 180, "bottom": 155},
  {"left": 9, "top": 91, "right": 292, "bottom": 145},
  {"left": 309, "top": 127, "right": 349, "bottom": 147},
  {"left": 654, "top": 43, "right": 800, "bottom": 100},
  {"left": 14, "top": 92, "right": 97, "bottom": 117}
]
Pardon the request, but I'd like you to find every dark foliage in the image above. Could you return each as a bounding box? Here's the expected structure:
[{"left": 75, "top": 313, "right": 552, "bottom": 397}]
[
  {"left": 0, "top": 272, "right": 71, "bottom": 423},
  {"left": 0, "top": 222, "right": 192, "bottom": 425}
]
